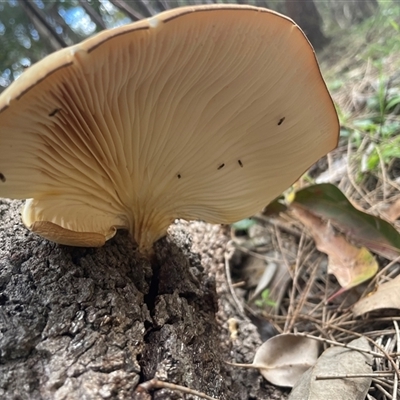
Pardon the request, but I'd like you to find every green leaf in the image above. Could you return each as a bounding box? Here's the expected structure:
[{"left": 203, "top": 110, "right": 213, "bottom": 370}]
[
  {"left": 366, "top": 152, "right": 379, "bottom": 171},
  {"left": 231, "top": 218, "right": 256, "bottom": 231},
  {"left": 293, "top": 183, "right": 400, "bottom": 259},
  {"left": 386, "top": 95, "right": 400, "bottom": 112}
]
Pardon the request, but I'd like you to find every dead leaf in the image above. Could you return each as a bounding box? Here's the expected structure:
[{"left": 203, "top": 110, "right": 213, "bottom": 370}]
[
  {"left": 353, "top": 274, "right": 400, "bottom": 316},
  {"left": 293, "top": 183, "right": 400, "bottom": 260},
  {"left": 227, "top": 333, "right": 319, "bottom": 387},
  {"left": 252, "top": 333, "right": 320, "bottom": 387},
  {"left": 292, "top": 205, "right": 378, "bottom": 290},
  {"left": 289, "top": 337, "right": 372, "bottom": 400},
  {"left": 379, "top": 198, "right": 400, "bottom": 222}
]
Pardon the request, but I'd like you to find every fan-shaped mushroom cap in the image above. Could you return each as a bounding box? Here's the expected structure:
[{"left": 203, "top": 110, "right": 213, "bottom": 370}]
[{"left": 0, "top": 5, "right": 339, "bottom": 253}]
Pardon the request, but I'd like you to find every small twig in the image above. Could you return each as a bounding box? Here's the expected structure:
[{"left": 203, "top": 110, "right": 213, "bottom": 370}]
[
  {"left": 276, "top": 225, "right": 298, "bottom": 332},
  {"left": 294, "top": 332, "right": 386, "bottom": 358},
  {"left": 316, "top": 372, "right": 394, "bottom": 380},
  {"left": 225, "top": 360, "right": 268, "bottom": 370},
  {"left": 224, "top": 248, "right": 246, "bottom": 318},
  {"left": 274, "top": 224, "right": 291, "bottom": 274},
  {"left": 373, "top": 377, "right": 396, "bottom": 391},
  {"left": 232, "top": 281, "right": 246, "bottom": 288},
  {"left": 376, "top": 145, "right": 389, "bottom": 201},
  {"left": 253, "top": 214, "right": 303, "bottom": 238},
  {"left": 231, "top": 242, "right": 272, "bottom": 261},
  {"left": 288, "top": 255, "right": 320, "bottom": 332},
  {"left": 374, "top": 382, "right": 394, "bottom": 399},
  {"left": 137, "top": 378, "right": 219, "bottom": 400},
  {"left": 306, "top": 323, "right": 400, "bottom": 378},
  {"left": 393, "top": 320, "right": 400, "bottom": 400},
  {"left": 346, "top": 138, "right": 374, "bottom": 207}
]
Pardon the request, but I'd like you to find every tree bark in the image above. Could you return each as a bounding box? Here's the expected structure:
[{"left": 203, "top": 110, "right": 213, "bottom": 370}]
[
  {"left": 285, "top": 0, "right": 329, "bottom": 51},
  {"left": 0, "top": 199, "right": 286, "bottom": 400},
  {"left": 328, "top": 0, "right": 378, "bottom": 27},
  {"left": 108, "top": 0, "right": 144, "bottom": 22}
]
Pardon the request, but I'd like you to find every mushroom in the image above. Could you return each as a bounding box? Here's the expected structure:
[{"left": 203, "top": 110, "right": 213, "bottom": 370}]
[{"left": 0, "top": 4, "right": 339, "bottom": 254}]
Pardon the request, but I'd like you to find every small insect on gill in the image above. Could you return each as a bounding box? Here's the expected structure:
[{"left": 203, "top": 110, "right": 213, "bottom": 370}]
[{"left": 48, "top": 108, "right": 61, "bottom": 117}]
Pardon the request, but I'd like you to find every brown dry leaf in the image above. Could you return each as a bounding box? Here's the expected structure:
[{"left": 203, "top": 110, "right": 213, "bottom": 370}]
[
  {"left": 380, "top": 198, "right": 400, "bottom": 222},
  {"left": 252, "top": 333, "right": 319, "bottom": 387},
  {"left": 353, "top": 274, "right": 400, "bottom": 316},
  {"left": 292, "top": 205, "right": 378, "bottom": 289},
  {"left": 288, "top": 337, "right": 372, "bottom": 400}
]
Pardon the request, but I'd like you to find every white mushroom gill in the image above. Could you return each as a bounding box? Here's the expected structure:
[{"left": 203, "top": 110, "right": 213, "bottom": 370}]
[{"left": 0, "top": 5, "right": 339, "bottom": 253}]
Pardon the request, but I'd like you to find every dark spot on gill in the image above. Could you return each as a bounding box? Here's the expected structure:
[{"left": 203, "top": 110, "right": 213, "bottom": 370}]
[
  {"left": 217, "top": 163, "right": 225, "bottom": 170},
  {"left": 48, "top": 108, "right": 61, "bottom": 117},
  {"left": 177, "top": 173, "right": 181, "bottom": 179},
  {"left": 278, "top": 117, "right": 285, "bottom": 126},
  {"left": 0, "top": 173, "right": 5, "bottom": 183},
  {"left": 238, "top": 160, "right": 243, "bottom": 168}
]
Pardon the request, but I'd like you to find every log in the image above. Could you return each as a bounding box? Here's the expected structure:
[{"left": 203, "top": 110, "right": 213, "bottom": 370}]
[{"left": 0, "top": 199, "right": 285, "bottom": 399}]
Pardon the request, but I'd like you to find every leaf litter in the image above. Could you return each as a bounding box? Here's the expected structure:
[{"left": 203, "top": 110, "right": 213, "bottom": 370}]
[
  {"left": 227, "top": 174, "right": 400, "bottom": 399},
  {"left": 226, "top": 28, "right": 400, "bottom": 398}
]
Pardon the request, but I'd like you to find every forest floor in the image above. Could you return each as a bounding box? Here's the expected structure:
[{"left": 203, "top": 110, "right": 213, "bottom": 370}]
[{"left": 225, "top": 5, "right": 400, "bottom": 400}]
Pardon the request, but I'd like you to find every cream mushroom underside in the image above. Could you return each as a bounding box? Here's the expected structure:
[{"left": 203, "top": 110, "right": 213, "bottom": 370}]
[{"left": 0, "top": 5, "right": 339, "bottom": 252}]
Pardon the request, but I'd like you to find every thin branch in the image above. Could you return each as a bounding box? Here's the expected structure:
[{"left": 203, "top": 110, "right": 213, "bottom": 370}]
[
  {"left": 137, "top": 378, "right": 218, "bottom": 400},
  {"left": 224, "top": 247, "right": 246, "bottom": 318},
  {"left": 294, "top": 332, "right": 387, "bottom": 359},
  {"left": 316, "top": 372, "right": 394, "bottom": 380},
  {"left": 19, "top": 0, "right": 67, "bottom": 49},
  {"left": 78, "top": 0, "right": 107, "bottom": 30},
  {"left": 108, "top": 0, "right": 144, "bottom": 21},
  {"left": 134, "top": 0, "right": 158, "bottom": 17}
]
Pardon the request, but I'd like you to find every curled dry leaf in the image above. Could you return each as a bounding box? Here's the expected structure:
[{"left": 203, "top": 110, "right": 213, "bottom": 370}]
[
  {"left": 289, "top": 337, "right": 372, "bottom": 400},
  {"left": 253, "top": 333, "right": 320, "bottom": 387},
  {"left": 291, "top": 204, "right": 378, "bottom": 290},
  {"left": 353, "top": 274, "right": 400, "bottom": 316}
]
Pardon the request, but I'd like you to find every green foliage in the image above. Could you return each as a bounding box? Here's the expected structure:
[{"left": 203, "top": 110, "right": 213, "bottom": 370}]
[
  {"left": 0, "top": 0, "right": 133, "bottom": 92},
  {"left": 332, "top": 6, "right": 400, "bottom": 177},
  {"left": 350, "top": 73, "right": 400, "bottom": 173},
  {"left": 254, "top": 289, "right": 276, "bottom": 308},
  {"left": 231, "top": 218, "right": 256, "bottom": 232}
]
